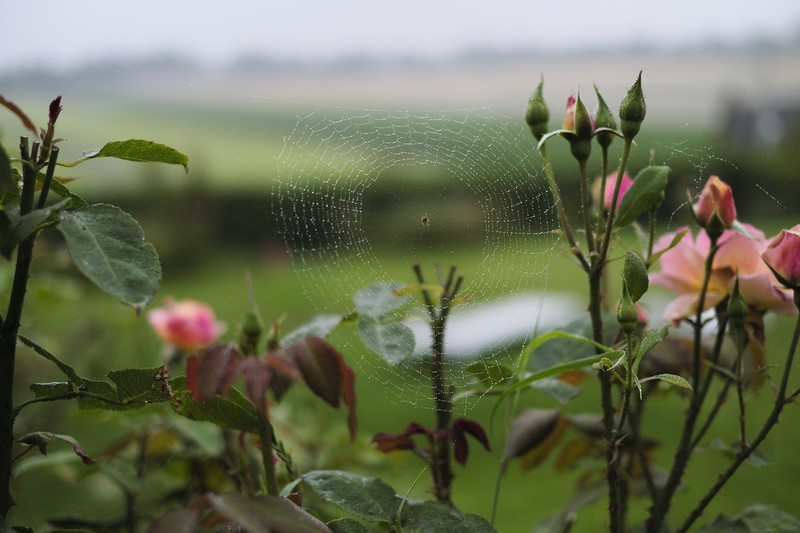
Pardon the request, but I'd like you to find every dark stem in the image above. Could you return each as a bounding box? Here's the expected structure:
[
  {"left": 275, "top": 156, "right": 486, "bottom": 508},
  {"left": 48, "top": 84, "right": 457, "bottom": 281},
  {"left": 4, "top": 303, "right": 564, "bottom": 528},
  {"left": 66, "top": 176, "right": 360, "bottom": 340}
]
[
  {"left": 0, "top": 138, "right": 42, "bottom": 518},
  {"left": 37, "top": 146, "right": 59, "bottom": 209},
  {"left": 589, "top": 271, "right": 622, "bottom": 532},
  {"left": 677, "top": 308, "right": 800, "bottom": 532},
  {"left": 647, "top": 240, "right": 720, "bottom": 532},
  {"left": 595, "top": 145, "right": 610, "bottom": 241},
  {"left": 415, "top": 264, "right": 460, "bottom": 505}
]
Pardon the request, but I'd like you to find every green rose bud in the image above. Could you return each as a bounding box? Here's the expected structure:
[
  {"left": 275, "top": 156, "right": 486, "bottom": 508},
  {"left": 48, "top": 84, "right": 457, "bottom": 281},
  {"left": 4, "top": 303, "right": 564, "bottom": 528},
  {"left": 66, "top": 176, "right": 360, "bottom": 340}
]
[
  {"left": 525, "top": 77, "right": 549, "bottom": 141},
  {"left": 619, "top": 71, "right": 646, "bottom": 140},
  {"left": 617, "top": 288, "right": 639, "bottom": 335},
  {"left": 594, "top": 85, "right": 617, "bottom": 149}
]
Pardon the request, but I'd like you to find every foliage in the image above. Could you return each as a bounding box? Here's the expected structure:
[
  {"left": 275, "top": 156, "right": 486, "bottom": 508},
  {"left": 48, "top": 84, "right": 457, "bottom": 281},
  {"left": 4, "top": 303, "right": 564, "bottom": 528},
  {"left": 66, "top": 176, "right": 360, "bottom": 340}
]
[{"left": 1, "top": 72, "right": 799, "bottom": 533}]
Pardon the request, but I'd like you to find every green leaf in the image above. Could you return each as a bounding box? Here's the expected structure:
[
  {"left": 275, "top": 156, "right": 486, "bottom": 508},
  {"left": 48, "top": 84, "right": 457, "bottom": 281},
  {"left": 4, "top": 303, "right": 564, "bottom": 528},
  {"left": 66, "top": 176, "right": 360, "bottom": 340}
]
[
  {"left": 615, "top": 165, "right": 670, "bottom": 228},
  {"left": 622, "top": 250, "right": 649, "bottom": 302},
  {"left": 60, "top": 139, "right": 188, "bottom": 172},
  {"left": 283, "top": 314, "right": 343, "bottom": 345},
  {"left": 108, "top": 367, "right": 171, "bottom": 404},
  {"left": 709, "top": 439, "right": 771, "bottom": 468},
  {"left": 57, "top": 203, "right": 161, "bottom": 311},
  {"left": 400, "top": 500, "right": 497, "bottom": 533},
  {"left": 516, "top": 328, "right": 614, "bottom": 377},
  {"left": 649, "top": 228, "right": 688, "bottom": 265},
  {"left": 700, "top": 504, "right": 800, "bottom": 533},
  {"left": 205, "top": 493, "right": 331, "bottom": 533},
  {"left": 639, "top": 372, "right": 693, "bottom": 392},
  {"left": 493, "top": 351, "right": 617, "bottom": 422},
  {"left": 328, "top": 518, "right": 370, "bottom": 533},
  {"left": 530, "top": 378, "right": 581, "bottom": 404},
  {"left": 29, "top": 382, "right": 72, "bottom": 400},
  {"left": 1, "top": 198, "right": 71, "bottom": 257},
  {"left": 300, "top": 470, "right": 400, "bottom": 523},
  {"left": 36, "top": 173, "right": 87, "bottom": 210},
  {"left": 357, "top": 316, "right": 414, "bottom": 365},
  {"left": 354, "top": 282, "right": 410, "bottom": 318},
  {"left": 173, "top": 383, "right": 260, "bottom": 434},
  {"left": 76, "top": 378, "right": 123, "bottom": 410},
  {"left": 19, "top": 335, "right": 84, "bottom": 387},
  {"left": 465, "top": 360, "right": 515, "bottom": 389},
  {"left": 632, "top": 326, "right": 670, "bottom": 379},
  {"left": 0, "top": 143, "right": 12, "bottom": 197}
]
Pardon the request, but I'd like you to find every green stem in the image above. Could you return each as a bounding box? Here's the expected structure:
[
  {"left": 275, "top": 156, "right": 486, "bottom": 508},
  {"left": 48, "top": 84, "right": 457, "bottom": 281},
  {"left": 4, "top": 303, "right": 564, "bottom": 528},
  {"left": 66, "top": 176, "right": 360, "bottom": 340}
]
[
  {"left": 596, "top": 145, "right": 610, "bottom": 240},
  {"left": 577, "top": 158, "right": 596, "bottom": 257},
  {"left": 677, "top": 308, "right": 800, "bottom": 532},
  {"left": 598, "top": 139, "right": 633, "bottom": 267},
  {"left": 257, "top": 416, "right": 279, "bottom": 496},
  {"left": 540, "top": 145, "right": 589, "bottom": 272}
]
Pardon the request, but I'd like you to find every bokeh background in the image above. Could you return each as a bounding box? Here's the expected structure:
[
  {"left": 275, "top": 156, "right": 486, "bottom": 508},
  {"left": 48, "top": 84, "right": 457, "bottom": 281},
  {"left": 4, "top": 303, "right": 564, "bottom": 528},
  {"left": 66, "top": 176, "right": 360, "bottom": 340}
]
[{"left": 2, "top": 1, "right": 800, "bottom": 530}]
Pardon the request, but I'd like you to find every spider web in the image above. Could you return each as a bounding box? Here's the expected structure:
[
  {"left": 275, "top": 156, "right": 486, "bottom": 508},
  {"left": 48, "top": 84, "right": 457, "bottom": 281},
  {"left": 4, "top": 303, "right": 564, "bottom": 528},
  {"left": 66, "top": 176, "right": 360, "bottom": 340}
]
[{"left": 273, "top": 108, "right": 561, "bottom": 409}]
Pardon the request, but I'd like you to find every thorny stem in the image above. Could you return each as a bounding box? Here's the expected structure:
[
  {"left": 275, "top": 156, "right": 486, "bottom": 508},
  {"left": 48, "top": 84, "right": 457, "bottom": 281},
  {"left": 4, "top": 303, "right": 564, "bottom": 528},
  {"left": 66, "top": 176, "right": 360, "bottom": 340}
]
[
  {"left": 628, "top": 394, "right": 658, "bottom": 499},
  {"left": 647, "top": 239, "right": 719, "bottom": 532},
  {"left": 0, "top": 137, "right": 43, "bottom": 518},
  {"left": 677, "top": 306, "right": 800, "bottom": 532},
  {"left": 414, "top": 263, "right": 461, "bottom": 505},
  {"left": 735, "top": 333, "right": 748, "bottom": 445},
  {"left": 257, "top": 416, "right": 280, "bottom": 496}
]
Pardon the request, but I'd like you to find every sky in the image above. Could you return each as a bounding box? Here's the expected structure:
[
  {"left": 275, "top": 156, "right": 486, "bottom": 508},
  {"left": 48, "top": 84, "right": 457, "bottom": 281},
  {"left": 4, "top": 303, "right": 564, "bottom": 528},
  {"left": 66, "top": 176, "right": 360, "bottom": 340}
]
[{"left": 3, "top": 0, "right": 800, "bottom": 73}]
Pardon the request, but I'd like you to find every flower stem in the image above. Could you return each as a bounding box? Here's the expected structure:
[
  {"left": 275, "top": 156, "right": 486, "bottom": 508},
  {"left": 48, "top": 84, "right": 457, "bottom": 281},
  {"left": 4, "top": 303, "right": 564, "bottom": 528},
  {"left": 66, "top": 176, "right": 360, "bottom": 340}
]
[
  {"left": 647, "top": 239, "right": 719, "bottom": 532},
  {"left": 540, "top": 145, "right": 589, "bottom": 272},
  {"left": 414, "top": 264, "right": 461, "bottom": 505},
  {"left": 257, "top": 416, "right": 279, "bottom": 496},
  {"left": 598, "top": 139, "right": 633, "bottom": 267},
  {"left": 677, "top": 307, "right": 800, "bottom": 532}
]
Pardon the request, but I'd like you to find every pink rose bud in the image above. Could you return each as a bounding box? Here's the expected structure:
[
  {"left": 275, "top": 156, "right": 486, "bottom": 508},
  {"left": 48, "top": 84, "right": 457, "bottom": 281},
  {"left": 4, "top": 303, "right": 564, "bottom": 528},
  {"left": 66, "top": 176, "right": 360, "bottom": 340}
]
[
  {"left": 603, "top": 173, "right": 633, "bottom": 212},
  {"left": 148, "top": 298, "right": 224, "bottom": 351},
  {"left": 762, "top": 224, "right": 800, "bottom": 289},
  {"left": 692, "top": 176, "right": 737, "bottom": 230}
]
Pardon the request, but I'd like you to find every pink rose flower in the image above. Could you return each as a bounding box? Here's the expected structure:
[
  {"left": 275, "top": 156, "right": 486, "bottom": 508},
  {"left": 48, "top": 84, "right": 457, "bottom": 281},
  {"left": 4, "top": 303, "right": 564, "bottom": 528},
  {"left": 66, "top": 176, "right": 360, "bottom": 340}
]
[
  {"left": 692, "top": 175, "right": 737, "bottom": 229},
  {"left": 762, "top": 224, "right": 800, "bottom": 289},
  {"left": 148, "top": 298, "right": 225, "bottom": 351},
  {"left": 650, "top": 224, "right": 795, "bottom": 324},
  {"left": 593, "top": 173, "right": 633, "bottom": 212},
  {"left": 650, "top": 228, "right": 734, "bottom": 324}
]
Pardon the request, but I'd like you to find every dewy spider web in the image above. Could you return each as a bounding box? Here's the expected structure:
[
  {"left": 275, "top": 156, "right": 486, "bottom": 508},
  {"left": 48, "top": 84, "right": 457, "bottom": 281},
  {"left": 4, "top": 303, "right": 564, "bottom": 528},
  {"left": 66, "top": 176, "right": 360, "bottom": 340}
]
[{"left": 273, "top": 107, "right": 562, "bottom": 409}]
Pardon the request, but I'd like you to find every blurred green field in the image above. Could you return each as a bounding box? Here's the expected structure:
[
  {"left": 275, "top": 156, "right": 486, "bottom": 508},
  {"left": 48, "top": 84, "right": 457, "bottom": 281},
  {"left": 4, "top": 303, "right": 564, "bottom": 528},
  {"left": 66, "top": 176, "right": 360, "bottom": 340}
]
[{"left": 1, "top": 83, "right": 799, "bottom": 531}]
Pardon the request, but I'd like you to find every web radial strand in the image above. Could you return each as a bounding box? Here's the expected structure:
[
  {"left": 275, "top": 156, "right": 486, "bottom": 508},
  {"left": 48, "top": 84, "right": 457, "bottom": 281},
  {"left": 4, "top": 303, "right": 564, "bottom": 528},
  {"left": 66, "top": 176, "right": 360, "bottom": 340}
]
[{"left": 274, "top": 108, "right": 559, "bottom": 409}]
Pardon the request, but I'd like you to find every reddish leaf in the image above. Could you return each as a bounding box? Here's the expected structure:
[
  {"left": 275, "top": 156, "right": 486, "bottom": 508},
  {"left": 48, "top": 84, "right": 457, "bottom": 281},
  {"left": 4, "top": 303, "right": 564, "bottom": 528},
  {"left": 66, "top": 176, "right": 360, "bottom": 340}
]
[
  {"left": 264, "top": 353, "right": 300, "bottom": 402},
  {"left": 372, "top": 422, "right": 427, "bottom": 453},
  {"left": 240, "top": 356, "right": 272, "bottom": 417},
  {"left": 450, "top": 418, "right": 491, "bottom": 466},
  {"left": 186, "top": 343, "right": 240, "bottom": 403},
  {"left": 339, "top": 358, "right": 358, "bottom": 441},
  {"left": 286, "top": 336, "right": 358, "bottom": 441},
  {"left": 0, "top": 96, "right": 38, "bottom": 135},
  {"left": 286, "top": 337, "right": 342, "bottom": 407},
  {"left": 48, "top": 96, "right": 63, "bottom": 126}
]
